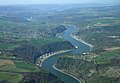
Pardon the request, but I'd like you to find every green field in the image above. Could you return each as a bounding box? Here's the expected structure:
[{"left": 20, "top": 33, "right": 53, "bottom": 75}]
[
  {"left": 0, "top": 72, "right": 23, "bottom": 83},
  {"left": 94, "top": 49, "right": 120, "bottom": 64},
  {"left": 13, "top": 60, "right": 40, "bottom": 72},
  {"left": 0, "top": 59, "right": 40, "bottom": 82},
  {"left": 0, "top": 59, "right": 40, "bottom": 72},
  {"left": 29, "top": 37, "right": 64, "bottom": 45},
  {"left": 0, "top": 55, "right": 13, "bottom": 59},
  {"left": 0, "top": 43, "right": 18, "bottom": 50}
]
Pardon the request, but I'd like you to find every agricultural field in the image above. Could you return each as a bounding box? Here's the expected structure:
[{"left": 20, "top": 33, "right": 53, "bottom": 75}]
[
  {"left": 13, "top": 60, "right": 40, "bottom": 72},
  {"left": 0, "top": 59, "right": 40, "bottom": 82},
  {"left": 0, "top": 72, "right": 23, "bottom": 83},
  {"left": 94, "top": 49, "right": 120, "bottom": 64},
  {"left": 0, "top": 43, "right": 18, "bottom": 50},
  {"left": 0, "top": 59, "right": 40, "bottom": 72},
  {"left": 29, "top": 37, "right": 64, "bottom": 46}
]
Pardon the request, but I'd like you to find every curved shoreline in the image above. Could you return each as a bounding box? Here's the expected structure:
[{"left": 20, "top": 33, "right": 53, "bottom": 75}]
[
  {"left": 50, "top": 27, "right": 89, "bottom": 83},
  {"left": 70, "top": 33, "right": 93, "bottom": 51},
  {"left": 52, "top": 65, "right": 85, "bottom": 83},
  {"left": 67, "top": 26, "right": 93, "bottom": 50},
  {"left": 38, "top": 26, "right": 90, "bottom": 83},
  {"left": 36, "top": 50, "right": 73, "bottom": 67},
  {"left": 71, "top": 33, "right": 93, "bottom": 48}
]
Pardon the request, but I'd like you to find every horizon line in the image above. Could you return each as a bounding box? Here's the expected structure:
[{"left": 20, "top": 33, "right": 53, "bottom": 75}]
[{"left": 0, "top": 2, "right": 119, "bottom": 6}]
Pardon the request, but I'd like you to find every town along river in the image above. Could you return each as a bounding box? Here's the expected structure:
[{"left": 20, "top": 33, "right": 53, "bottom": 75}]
[{"left": 42, "top": 26, "right": 90, "bottom": 83}]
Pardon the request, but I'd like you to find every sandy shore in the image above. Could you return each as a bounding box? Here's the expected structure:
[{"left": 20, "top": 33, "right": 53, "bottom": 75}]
[
  {"left": 53, "top": 65, "right": 85, "bottom": 83},
  {"left": 36, "top": 50, "right": 72, "bottom": 67}
]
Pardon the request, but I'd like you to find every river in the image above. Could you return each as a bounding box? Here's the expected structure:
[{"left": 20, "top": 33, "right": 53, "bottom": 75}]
[{"left": 41, "top": 26, "right": 90, "bottom": 83}]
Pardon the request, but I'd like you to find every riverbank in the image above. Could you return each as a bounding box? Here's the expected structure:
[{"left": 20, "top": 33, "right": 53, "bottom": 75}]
[
  {"left": 36, "top": 50, "right": 73, "bottom": 67},
  {"left": 70, "top": 33, "right": 93, "bottom": 50},
  {"left": 53, "top": 65, "right": 85, "bottom": 83}
]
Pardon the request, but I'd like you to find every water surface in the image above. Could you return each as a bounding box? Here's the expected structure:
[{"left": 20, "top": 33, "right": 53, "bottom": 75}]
[{"left": 42, "top": 26, "right": 90, "bottom": 83}]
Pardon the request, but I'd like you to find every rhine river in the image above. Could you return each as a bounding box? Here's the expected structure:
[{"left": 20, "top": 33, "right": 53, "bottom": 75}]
[{"left": 42, "top": 26, "right": 90, "bottom": 83}]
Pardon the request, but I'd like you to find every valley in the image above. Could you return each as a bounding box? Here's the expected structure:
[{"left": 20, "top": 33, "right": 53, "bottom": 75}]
[{"left": 0, "top": 4, "right": 120, "bottom": 83}]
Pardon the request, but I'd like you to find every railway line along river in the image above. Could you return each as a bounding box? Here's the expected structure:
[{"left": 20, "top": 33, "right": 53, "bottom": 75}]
[{"left": 41, "top": 26, "right": 90, "bottom": 83}]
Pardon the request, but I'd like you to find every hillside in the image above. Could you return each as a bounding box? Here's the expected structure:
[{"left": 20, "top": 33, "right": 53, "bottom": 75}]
[{"left": 55, "top": 48, "right": 120, "bottom": 83}]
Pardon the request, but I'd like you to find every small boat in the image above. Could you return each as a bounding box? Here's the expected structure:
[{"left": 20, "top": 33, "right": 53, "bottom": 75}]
[{"left": 75, "top": 46, "right": 78, "bottom": 48}]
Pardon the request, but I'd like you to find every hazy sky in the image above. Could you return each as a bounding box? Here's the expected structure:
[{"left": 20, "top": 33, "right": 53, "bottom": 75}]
[{"left": 0, "top": 0, "right": 120, "bottom": 5}]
